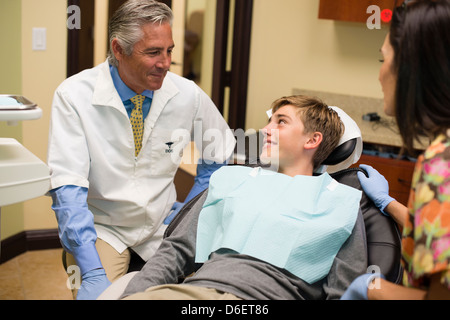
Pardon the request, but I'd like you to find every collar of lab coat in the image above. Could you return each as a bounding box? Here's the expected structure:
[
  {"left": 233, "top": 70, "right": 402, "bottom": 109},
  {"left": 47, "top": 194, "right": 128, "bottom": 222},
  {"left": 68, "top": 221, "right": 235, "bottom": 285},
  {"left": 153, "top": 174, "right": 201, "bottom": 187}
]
[{"left": 92, "top": 60, "right": 180, "bottom": 125}]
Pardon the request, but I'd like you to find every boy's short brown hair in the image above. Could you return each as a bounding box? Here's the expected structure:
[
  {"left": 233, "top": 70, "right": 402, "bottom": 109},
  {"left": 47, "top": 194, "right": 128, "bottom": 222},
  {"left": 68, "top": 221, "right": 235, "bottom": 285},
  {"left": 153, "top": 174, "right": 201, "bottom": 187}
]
[{"left": 270, "top": 95, "right": 343, "bottom": 170}]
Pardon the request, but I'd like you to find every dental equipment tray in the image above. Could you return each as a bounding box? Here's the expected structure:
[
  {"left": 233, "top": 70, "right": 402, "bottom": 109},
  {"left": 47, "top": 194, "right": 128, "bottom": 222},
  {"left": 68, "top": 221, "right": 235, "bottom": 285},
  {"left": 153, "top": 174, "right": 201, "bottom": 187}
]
[
  {"left": 0, "top": 95, "right": 42, "bottom": 123},
  {"left": 0, "top": 95, "right": 37, "bottom": 110}
]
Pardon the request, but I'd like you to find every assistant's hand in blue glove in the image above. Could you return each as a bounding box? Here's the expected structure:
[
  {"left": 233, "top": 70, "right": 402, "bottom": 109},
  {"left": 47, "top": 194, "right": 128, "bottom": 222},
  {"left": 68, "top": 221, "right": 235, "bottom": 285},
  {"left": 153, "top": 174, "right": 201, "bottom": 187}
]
[
  {"left": 340, "top": 273, "right": 385, "bottom": 300},
  {"left": 357, "top": 164, "right": 395, "bottom": 215},
  {"left": 76, "top": 268, "right": 112, "bottom": 300}
]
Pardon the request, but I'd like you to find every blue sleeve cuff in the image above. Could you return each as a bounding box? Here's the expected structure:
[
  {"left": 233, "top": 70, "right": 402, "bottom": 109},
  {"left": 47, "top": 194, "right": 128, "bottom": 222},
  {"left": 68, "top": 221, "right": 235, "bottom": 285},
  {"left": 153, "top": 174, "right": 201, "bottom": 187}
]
[
  {"left": 380, "top": 196, "right": 396, "bottom": 215},
  {"left": 71, "top": 243, "right": 103, "bottom": 276},
  {"left": 184, "top": 160, "right": 226, "bottom": 203},
  {"left": 184, "top": 182, "right": 207, "bottom": 204}
]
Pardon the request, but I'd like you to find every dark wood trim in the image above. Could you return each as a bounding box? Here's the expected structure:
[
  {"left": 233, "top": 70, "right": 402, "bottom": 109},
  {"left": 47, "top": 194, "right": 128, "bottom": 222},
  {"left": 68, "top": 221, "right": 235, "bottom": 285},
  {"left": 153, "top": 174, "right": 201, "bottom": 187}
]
[
  {"left": 174, "top": 168, "right": 195, "bottom": 202},
  {"left": 0, "top": 229, "right": 61, "bottom": 264},
  {"left": 228, "top": 0, "right": 253, "bottom": 130},
  {"left": 211, "top": 0, "right": 231, "bottom": 115},
  {"left": 67, "top": 0, "right": 95, "bottom": 78},
  {"left": 158, "top": 0, "right": 172, "bottom": 8},
  {"left": 211, "top": 0, "right": 253, "bottom": 130},
  {"left": 318, "top": 0, "right": 399, "bottom": 23},
  {"left": 67, "top": 0, "right": 81, "bottom": 78}
]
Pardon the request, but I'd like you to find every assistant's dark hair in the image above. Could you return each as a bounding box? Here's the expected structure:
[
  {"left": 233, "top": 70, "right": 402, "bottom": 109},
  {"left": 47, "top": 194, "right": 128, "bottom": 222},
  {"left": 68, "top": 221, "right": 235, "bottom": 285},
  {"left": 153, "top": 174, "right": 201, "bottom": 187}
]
[{"left": 390, "top": 0, "right": 450, "bottom": 153}]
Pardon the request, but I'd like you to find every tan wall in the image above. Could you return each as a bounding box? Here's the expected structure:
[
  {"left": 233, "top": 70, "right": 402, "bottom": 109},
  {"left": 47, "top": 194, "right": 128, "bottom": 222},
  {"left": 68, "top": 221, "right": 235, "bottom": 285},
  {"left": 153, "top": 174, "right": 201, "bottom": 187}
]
[
  {"left": 94, "top": 0, "right": 110, "bottom": 66},
  {"left": 1, "top": 0, "right": 389, "bottom": 240},
  {"left": 1, "top": 0, "right": 67, "bottom": 240},
  {"left": 21, "top": 0, "right": 68, "bottom": 232},
  {"left": 246, "top": 0, "right": 388, "bottom": 131},
  {"left": 0, "top": 0, "right": 24, "bottom": 240}
]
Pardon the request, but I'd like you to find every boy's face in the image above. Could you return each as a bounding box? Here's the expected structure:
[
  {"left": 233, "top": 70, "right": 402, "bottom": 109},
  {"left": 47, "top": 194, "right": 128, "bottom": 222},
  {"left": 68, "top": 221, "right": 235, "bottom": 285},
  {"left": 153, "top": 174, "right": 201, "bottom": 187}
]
[{"left": 261, "top": 105, "right": 312, "bottom": 169}]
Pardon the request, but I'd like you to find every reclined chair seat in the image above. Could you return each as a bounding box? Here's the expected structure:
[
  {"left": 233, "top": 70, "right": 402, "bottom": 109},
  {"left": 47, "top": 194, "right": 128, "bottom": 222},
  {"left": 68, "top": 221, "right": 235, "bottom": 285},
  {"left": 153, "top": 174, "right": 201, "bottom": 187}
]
[{"left": 328, "top": 167, "right": 403, "bottom": 283}]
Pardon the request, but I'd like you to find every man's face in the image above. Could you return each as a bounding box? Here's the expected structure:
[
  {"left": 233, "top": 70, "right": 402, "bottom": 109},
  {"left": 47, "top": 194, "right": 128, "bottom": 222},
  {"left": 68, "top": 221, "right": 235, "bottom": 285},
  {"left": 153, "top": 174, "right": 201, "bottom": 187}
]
[{"left": 114, "top": 22, "right": 175, "bottom": 93}]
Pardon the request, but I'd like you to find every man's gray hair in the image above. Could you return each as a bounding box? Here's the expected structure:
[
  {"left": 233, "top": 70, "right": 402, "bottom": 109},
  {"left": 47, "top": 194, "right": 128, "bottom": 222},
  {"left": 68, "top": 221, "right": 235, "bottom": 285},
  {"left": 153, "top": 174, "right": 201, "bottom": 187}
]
[{"left": 108, "top": 0, "right": 173, "bottom": 67}]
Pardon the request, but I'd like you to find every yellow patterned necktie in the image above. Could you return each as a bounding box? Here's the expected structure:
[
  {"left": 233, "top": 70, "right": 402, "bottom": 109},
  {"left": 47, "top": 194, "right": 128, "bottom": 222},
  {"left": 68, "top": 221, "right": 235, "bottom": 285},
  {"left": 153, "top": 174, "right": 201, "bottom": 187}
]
[{"left": 130, "top": 95, "right": 145, "bottom": 157}]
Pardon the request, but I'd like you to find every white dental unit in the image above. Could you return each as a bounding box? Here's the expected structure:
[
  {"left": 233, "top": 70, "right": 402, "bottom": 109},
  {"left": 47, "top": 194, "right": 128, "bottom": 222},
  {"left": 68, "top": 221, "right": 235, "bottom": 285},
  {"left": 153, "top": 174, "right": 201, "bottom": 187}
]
[{"left": 0, "top": 95, "right": 51, "bottom": 257}]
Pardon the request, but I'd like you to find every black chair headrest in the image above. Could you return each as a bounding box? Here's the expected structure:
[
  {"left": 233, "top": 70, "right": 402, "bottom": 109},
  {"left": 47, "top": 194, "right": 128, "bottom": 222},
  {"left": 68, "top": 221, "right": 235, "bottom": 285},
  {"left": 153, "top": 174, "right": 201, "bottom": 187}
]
[{"left": 322, "top": 138, "right": 357, "bottom": 166}]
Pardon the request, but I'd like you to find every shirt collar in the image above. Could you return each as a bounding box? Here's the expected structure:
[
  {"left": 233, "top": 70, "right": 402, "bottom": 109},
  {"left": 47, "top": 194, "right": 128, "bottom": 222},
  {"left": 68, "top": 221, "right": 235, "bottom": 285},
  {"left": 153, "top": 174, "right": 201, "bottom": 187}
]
[{"left": 109, "top": 64, "right": 154, "bottom": 102}]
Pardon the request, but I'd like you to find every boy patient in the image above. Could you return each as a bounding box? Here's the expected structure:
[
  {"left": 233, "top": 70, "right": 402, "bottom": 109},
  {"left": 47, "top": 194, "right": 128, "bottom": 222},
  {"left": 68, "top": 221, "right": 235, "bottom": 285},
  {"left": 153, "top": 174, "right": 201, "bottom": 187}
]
[{"left": 102, "top": 95, "right": 367, "bottom": 300}]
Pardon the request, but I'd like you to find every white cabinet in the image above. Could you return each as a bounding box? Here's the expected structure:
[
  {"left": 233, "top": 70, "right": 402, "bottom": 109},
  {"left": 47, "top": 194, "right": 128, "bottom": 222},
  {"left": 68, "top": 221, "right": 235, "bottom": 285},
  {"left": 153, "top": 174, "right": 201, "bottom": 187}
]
[
  {"left": 0, "top": 96, "right": 50, "bottom": 257},
  {"left": 0, "top": 138, "right": 50, "bottom": 207}
]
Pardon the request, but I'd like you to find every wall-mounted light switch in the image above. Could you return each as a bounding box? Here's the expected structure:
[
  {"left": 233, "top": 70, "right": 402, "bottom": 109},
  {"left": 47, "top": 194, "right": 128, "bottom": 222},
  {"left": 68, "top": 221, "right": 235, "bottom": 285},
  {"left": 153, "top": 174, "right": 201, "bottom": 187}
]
[{"left": 32, "top": 28, "right": 47, "bottom": 51}]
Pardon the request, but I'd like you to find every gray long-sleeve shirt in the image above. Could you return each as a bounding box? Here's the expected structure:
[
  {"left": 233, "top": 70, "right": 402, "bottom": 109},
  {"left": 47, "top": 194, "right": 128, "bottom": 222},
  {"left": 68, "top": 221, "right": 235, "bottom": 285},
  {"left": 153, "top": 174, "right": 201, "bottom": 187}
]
[{"left": 122, "top": 190, "right": 368, "bottom": 300}]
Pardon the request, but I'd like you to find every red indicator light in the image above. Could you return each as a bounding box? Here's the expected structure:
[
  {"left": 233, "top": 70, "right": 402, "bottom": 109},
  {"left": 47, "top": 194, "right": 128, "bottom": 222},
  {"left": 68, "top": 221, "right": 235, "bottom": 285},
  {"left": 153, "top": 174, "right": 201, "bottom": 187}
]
[{"left": 381, "top": 9, "right": 393, "bottom": 23}]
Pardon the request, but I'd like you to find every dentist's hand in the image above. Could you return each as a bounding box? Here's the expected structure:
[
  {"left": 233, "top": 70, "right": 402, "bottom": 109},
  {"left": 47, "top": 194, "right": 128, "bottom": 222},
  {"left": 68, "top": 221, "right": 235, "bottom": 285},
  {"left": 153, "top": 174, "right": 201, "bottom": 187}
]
[
  {"left": 164, "top": 201, "right": 184, "bottom": 225},
  {"left": 357, "top": 164, "right": 395, "bottom": 215},
  {"left": 76, "top": 268, "right": 111, "bottom": 300}
]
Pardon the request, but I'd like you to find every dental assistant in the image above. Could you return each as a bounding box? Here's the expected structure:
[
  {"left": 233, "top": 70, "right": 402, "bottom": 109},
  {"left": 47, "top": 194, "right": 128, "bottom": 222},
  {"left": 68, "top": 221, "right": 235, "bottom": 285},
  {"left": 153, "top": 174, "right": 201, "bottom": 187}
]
[
  {"left": 47, "top": 0, "right": 235, "bottom": 300},
  {"left": 342, "top": 0, "right": 450, "bottom": 300}
]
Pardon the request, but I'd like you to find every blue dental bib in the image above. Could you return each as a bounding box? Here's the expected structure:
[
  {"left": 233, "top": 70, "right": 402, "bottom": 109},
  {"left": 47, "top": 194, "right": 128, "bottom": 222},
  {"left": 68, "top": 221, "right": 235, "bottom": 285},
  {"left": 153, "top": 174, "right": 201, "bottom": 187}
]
[{"left": 195, "top": 166, "right": 362, "bottom": 284}]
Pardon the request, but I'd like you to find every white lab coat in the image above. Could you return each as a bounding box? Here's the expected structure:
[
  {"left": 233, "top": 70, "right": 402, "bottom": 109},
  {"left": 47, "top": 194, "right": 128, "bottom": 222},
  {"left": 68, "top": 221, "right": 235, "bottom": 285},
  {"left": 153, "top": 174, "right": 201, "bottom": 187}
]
[{"left": 47, "top": 60, "right": 235, "bottom": 260}]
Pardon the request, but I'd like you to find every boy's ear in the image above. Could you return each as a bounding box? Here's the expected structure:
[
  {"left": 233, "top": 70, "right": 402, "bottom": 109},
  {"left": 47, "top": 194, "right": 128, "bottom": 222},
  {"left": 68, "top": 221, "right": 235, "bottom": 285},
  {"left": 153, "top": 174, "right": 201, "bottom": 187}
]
[{"left": 304, "top": 132, "right": 323, "bottom": 150}]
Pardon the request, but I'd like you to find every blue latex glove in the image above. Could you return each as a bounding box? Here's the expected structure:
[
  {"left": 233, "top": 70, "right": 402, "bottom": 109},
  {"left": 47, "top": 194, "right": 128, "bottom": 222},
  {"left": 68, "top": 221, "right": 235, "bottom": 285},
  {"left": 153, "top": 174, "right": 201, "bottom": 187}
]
[
  {"left": 357, "top": 164, "right": 395, "bottom": 215},
  {"left": 76, "top": 268, "right": 112, "bottom": 300},
  {"left": 50, "top": 185, "right": 103, "bottom": 275},
  {"left": 340, "top": 273, "right": 385, "bottom": 300},
  {"left": 164, "top": 160, "right": 227, "bottom": 225},
  {"left": 164, "top": 201, "right": 184, "bottom": 225}
]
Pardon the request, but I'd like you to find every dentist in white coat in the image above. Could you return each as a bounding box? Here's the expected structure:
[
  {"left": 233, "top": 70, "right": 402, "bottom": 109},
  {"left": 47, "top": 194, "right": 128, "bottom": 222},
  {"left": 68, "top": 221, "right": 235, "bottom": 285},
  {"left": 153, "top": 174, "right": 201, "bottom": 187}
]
[{"left": 47, "top": 0, "right": 235, "bottom": 300}]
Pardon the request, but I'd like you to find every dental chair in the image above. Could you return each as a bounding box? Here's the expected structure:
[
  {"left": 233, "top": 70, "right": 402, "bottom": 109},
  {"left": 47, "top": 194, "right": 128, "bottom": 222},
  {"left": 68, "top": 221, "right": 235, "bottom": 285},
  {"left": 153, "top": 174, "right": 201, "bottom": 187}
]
[
  {"left": 98, "top": 107, "right": 403, "bottom": 299},
  {"left": 163, "top": 110, "right": 403, "bottom": 285},
  {"left": 163, "top": 144, "right": 403, "bottom": 285}
]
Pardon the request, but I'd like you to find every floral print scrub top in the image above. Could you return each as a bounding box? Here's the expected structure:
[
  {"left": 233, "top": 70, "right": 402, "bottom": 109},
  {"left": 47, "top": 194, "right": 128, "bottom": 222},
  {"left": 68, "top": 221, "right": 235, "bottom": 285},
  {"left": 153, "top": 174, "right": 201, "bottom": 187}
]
[{"left": 401, "top": 132, "right": 450, "bottom": 290}]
